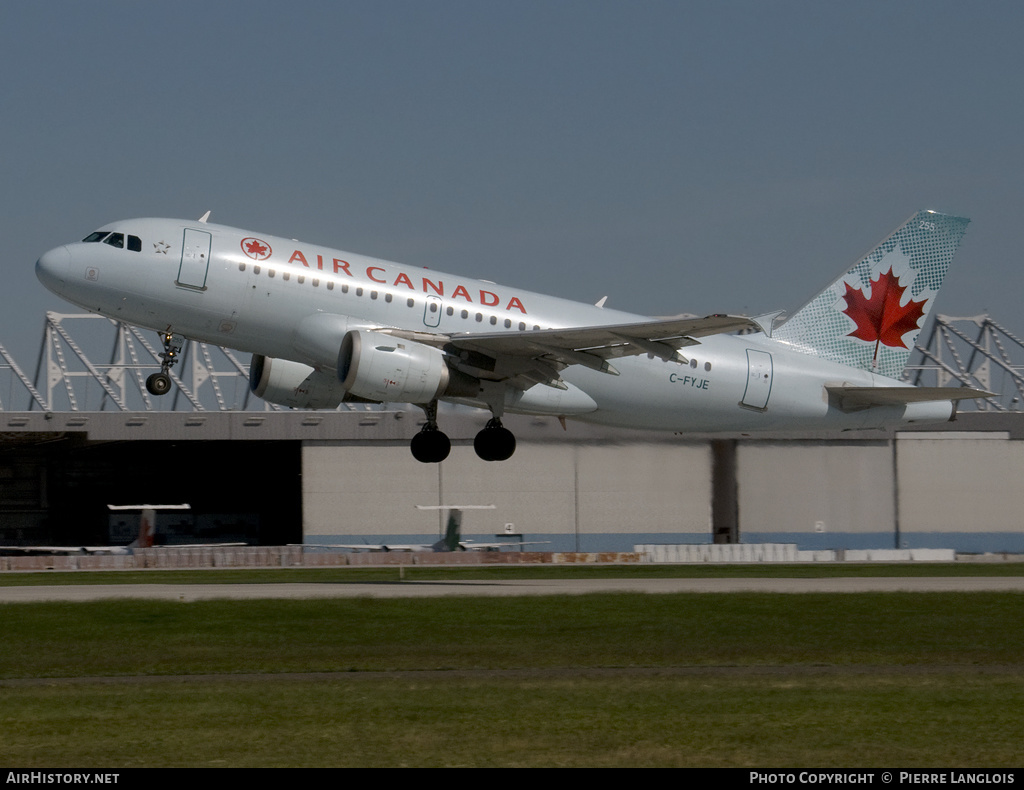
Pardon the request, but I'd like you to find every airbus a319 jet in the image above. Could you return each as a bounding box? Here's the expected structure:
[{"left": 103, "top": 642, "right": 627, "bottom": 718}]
[{"left": 35, "top": 209, "right": 987, "bottom": 462}]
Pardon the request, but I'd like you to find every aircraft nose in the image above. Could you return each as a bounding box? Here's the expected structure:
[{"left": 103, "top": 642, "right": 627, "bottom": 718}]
[{"left": 36, "top": 245, "right": 71, "bottom": 293}]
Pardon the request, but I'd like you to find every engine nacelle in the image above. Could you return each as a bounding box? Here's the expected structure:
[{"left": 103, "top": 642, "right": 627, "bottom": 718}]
[
  {"left": 339, "top": 330, "right": 477, "bottom": 403},
  {"left": 250, "top": 355, "right": 349, "bottom": 409}
]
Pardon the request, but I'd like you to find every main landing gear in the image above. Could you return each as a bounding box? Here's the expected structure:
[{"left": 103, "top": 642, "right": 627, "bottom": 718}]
[
  {"left": 411, "top": 402, "right": 451, "bottom": 463},
  {"left": 145, "top": 331, "right": 184, "bottom": 397},
  {"left": 474, "top": 418, "right": 516, "bottom": 462},
  {"left": 410, "top": 403, "right": 517, "bottom": 463}
]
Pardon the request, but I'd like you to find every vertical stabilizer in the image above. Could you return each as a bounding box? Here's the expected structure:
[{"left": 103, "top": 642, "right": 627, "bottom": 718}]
[
  {"left": 133, "top": 508, "right": 157, "bottom": 548},
  {"left": 432, "top": 509, "right": 464, "bottom": 552},
  {"left": 110, "top": 503, "right": 191, "bottom": 550},
  {"left": 772, "top": 210, "right": 969, "bottom": 379}
]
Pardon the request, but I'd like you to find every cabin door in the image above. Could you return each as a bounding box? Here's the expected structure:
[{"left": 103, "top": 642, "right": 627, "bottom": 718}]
[
  {"left": 176, "top": 228, "right": 212, "bottom": 290},
  {"left": 741, "top": 349, "right": 773, "bottom": 410}
]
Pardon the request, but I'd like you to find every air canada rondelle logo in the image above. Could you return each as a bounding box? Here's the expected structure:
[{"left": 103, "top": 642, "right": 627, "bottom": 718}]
[{"left": 241, "top": 237, "right": 272, "bottom": 261}]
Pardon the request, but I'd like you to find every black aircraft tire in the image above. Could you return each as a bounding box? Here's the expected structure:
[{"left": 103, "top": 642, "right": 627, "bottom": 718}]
[
  {"left": 146, "top": 372, "right": 172, "bottom": 396},
  {"left": 474, "top": 426, "right": 516, "bottom": 462},
  {"left": 411, "top": 430, "right": 451, "bottom": 464}
]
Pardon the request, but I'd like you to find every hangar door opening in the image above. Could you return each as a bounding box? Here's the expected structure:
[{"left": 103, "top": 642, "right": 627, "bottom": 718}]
[{"left": 43, "top": 441, "right": 302, "bottom": 547}]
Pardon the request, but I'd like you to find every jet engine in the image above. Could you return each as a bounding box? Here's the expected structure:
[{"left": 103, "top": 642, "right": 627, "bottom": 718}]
[
  {"left": 338, "top": 329, "right": 478, "bottom": 403},
  {"left": 249, "top": 355, "right": 350, "bottom": 409}
]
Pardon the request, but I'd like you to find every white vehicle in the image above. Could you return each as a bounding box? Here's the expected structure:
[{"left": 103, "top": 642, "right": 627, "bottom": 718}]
[{"left": 35, "top": 209, "right": 986, "bottom": 462}]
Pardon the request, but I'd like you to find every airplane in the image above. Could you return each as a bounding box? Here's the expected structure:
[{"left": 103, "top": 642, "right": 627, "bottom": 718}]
[
  {"left": 0, "top": 504, "right": 245, "bottom": 555},
  {"left": 300, "top": 506, "right": 550, "bottom": 552},
  {"left": 34, "top": 208, "right": 990, "bottom": 463},
  {"left": 106, "top": 504, "right": 247, "bottom": 549}
]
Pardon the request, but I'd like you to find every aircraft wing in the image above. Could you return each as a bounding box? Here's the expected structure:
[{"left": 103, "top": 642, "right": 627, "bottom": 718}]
[
  {"left": 460, "top": 540, "right": 552, "bottom": 551},
  {"left": 385, "top": 314, "right": 760, "bottom": 386},
  {"left": 0, "top": 542, "right": 246, "bottom": 555},
  {"left": 297, "top": 543, "right": 431, "bottom": 552},
  {"left": 451, "top": 314, "right": 758, "bottom": 364},
  {"left": 0, "top": 546, "right": 132, "bottom": 555}
]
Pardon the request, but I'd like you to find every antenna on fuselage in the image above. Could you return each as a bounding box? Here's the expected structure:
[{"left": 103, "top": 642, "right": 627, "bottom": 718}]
[{"left": 198, "top": 211, "right": 211, "bottom": 223}]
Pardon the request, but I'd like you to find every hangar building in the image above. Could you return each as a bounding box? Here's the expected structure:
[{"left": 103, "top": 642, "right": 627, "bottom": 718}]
[
  {"left": 0, "top": 409, "right": 1021, "bottom": 553},
  {"left": 1, "top": 312, "right": 1021, "bottom": 553}
]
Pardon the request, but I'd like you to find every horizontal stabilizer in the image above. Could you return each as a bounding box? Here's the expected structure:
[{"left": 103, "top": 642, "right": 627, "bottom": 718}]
[{"left": 826, "top": 385, "right": 994, "bottom": 410}]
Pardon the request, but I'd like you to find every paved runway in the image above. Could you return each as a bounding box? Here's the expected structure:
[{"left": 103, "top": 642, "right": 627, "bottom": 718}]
[{"left": 2, "top": 576, "right": 1024, "bottom": 602}]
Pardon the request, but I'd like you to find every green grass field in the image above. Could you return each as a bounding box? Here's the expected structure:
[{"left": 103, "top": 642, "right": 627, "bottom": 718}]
[
  {"left": 2, "top": 590, "right": 1022, "bottom": 767},
  {"left": 5, "top": 674, "right": 1021, "bottom": 768}
]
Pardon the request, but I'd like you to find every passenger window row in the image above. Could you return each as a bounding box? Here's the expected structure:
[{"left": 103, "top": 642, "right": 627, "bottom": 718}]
[{"left": 237, "top": 260, "right": 542, "bottom": 331}]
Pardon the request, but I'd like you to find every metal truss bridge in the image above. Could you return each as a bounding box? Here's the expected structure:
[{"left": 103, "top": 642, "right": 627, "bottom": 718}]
[
  {"left": 0, "top": 312, "right": 1020, "bottom": 413},
  {"left": 907, "top": 315, "right": 1024, "bottom": 412},
  {"left": 0, "top": 313, "right": 372, "bottom": 413}
]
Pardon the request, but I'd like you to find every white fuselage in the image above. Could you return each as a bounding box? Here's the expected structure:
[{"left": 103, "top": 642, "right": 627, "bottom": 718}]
[{"left": 35, "top": 217, "right": 950, "bottom": 431}]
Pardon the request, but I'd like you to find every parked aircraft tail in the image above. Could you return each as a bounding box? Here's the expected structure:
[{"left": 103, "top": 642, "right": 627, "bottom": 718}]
[
  {"left": 109, "top": 504, "right": 192, "bottom": 549},
  {"left": 772, "top": 210, "right": 970, "bottom": 379},
  {"left": 431, "top": 509, "right": 465, "bottom": 552},
  {"left": 129, "top": 509, "right": 157, "bottom": 549}
]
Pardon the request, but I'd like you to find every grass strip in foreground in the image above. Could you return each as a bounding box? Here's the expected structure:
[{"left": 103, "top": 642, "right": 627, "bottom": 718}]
[
  {"left": 3, "top": 673, "right": 1022, "bottom": 767},
  {"left": 1, "top": 592, "right": 1021, "bottom": 677},
  {"left": 3, "top": 592, "right": 1021, "bottom": 767}
]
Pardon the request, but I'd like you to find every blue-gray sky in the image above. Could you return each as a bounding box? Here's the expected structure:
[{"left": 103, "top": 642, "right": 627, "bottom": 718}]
[{"left": 4, "top": 0, "right": 1023, "bottom": 368}]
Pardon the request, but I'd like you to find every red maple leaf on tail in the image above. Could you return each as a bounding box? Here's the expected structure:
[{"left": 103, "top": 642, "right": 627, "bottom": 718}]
[{"left": 842, "top": 267, "right": 927, "bottom": 365}]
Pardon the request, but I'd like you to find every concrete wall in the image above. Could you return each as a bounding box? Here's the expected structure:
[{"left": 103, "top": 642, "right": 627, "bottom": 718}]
[
  {"left": 896, "top": 432, "right": 1024, "bottom": 539},
  {"left": 302, "top": 441, "right": 711, "bottom": 551},
  {"left": 4, "top": 411, "right": 1021, "bottom": 553},
  {"left": 737, "top": 440, "right": 894, "bottom": 539},
  {"left": 302, "top": 431, "right": 1024, "bottom": 553},
  {"left": 734, "top": 433, "right": 1024, "bottom": 551},
  {"left": 303, "top": 443, "right": 440, "bottom": 537}
]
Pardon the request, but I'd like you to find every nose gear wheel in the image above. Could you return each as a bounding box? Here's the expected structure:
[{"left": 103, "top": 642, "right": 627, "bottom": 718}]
[{"left": 146, "top": 332, "right": 184, "bottom": 396}]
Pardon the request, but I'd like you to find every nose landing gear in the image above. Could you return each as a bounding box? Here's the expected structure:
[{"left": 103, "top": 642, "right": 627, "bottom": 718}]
[
  {"left": 145, "top": 371, "right": 172, "bottom": 396},
  {"left": 145, "top": 331, "right": 184, "bottom": 397}
]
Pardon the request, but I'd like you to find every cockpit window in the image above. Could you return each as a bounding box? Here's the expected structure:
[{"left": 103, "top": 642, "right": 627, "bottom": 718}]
[{"left": 82, "top": 231, "right": 142, "bottom": 251}]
